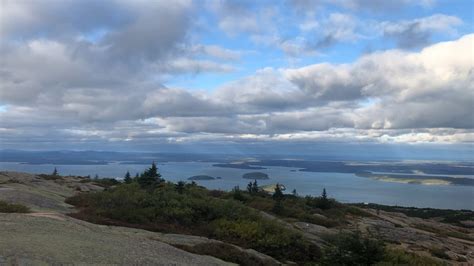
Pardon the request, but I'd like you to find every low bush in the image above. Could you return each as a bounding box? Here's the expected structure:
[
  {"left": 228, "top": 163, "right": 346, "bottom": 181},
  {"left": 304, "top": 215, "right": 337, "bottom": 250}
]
[
  {"left": 429, "top": 247, "right": 451, "bottom": 260},
  {"left": 38, "top": 174, "right": 63, "bottom": 180},
  {"left": 66, "top": 182, "right": 320, "bottom": 264},
  {"left": 0, "top": 200, "right": 30, "bottom": 213},
  {"left": 378, "top": 248, "right": 442, "bottom": 266},
  {"left": 320, "top": 232, "right": 385, "bottom": 266},
  {"left": 92, "top": 178, "right": 120, "bottom": 188}
]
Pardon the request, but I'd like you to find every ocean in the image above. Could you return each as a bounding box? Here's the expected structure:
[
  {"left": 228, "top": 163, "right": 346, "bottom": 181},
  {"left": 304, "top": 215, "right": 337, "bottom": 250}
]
[{"left": 1, "top": 161, "right": 473, "bottom": 210}]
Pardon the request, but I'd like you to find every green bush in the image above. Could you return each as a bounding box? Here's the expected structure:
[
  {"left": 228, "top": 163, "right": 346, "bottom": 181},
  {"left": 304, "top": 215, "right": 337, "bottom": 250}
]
[
  {"left": 320, "top": 232, "right": 385, "bottom": 266},
  {"left": 66, "top": 182, "right": 320, "bottom": 264},
  {"left": 92, "top": 178, "right": 120, "bottom": 188},
  {"left": 0, "top": 200, "right": 30, "bottom": 213}
]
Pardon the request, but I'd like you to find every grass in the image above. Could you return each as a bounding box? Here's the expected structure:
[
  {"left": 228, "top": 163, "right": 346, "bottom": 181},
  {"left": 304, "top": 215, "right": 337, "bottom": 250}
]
[{"left": 0, "top": 200, "right": 30, "bottom": 213}]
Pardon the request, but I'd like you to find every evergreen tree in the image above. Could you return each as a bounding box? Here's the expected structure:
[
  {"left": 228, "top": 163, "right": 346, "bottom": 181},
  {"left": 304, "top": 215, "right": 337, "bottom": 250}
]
[
  {"left": 292, "top": 189, "right": 298, "bottom": 196},
  {"left": 247, "top": 181, "right": 253, "bottom": 193},
  {"left": 137, "top": 162, "right": 163, "bottom": 190},
  {"left": 52, "top": 167, "right": 58, "bottom": 176},
  {"left": 320, "top": 188, "right": 331, "bottom": 210},
  {"left": 124, "top": 171, "right": 132, "bottom": 184},
  {"left": 272, "top": 183, "right": 284, "bottom": 201},
  {"left": 94, "top": 174, "right": 99, "bottom": 180},
  {"left": 272, "top": 184, "right": 284, "bottom": 214},
  {"left": 252, "top": 179, "right": 259, "bottom": 194}
]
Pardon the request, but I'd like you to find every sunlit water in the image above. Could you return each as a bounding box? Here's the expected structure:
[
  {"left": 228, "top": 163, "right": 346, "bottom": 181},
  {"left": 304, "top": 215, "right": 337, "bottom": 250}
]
[{"left": 1, "top": 161, "right": 473, "bottom": 210}]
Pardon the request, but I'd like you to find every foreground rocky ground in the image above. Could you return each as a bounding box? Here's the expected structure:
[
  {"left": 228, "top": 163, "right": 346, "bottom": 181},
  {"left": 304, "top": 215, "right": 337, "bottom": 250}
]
[{"left": 0, "top": 171, "right": 472, "bottom": 265}]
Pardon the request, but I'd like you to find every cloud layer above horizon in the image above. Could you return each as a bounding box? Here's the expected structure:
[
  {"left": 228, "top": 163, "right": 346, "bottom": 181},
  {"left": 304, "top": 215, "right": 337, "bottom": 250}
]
[{"left": 1, "top": 0, "right": 473, "bottom": 149}]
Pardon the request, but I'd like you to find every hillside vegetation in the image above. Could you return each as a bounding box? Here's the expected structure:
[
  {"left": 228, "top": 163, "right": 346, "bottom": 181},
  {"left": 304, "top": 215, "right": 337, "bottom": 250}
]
[{"left": 65, "top": 163, "right": 461, "bottom": 265}]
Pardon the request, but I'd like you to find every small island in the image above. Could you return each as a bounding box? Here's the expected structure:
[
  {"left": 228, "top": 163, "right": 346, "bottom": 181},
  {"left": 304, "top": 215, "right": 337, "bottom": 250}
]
[
  {"left": 187, "top": 175, "right": 221, "bottom": 180},
  {"left": 242, "top": 172, "right": 270, "bottom": 180}
]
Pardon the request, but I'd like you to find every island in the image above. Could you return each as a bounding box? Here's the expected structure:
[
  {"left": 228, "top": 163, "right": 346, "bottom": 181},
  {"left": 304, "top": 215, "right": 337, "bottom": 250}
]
[
  {"left": 242, "top": 172, "right": 270, "bottom": 180},
  {"left": 213, "top": 163, "right": 266, "bottom": 170},
  {"left": 355, "top": 172, "right": 474, "bottom": 186},
  {"left": 187, "top": 175, "right": 221, "bottom": 180}
]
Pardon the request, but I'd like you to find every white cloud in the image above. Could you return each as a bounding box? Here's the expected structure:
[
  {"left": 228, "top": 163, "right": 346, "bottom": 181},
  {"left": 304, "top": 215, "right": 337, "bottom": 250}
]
[{"left": 0, "top": 0, "right": 472, "bottom": 147}]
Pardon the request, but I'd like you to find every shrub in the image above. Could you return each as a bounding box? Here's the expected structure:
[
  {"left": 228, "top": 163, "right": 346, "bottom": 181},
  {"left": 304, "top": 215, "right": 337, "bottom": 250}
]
[
  {"left": 92, "top": 178, "right": 120, "bottom": 188},
  {"left": 321, "top": 232, "right": 385, "bottom": 265},
  {"left": 0, "top": 200, "right": 30, "bottom": 213},
  {"left": 378, "top": 248, "right": 442, "bottom": 266},
  {"left": 38, "top": 174, "right": 63, "bottom": 180},
  {"left": 66, "top": 182, "right": 320, "bottom": 264},
  {"left": 429, "top": 247, "right": 450, "bottom": 260}
]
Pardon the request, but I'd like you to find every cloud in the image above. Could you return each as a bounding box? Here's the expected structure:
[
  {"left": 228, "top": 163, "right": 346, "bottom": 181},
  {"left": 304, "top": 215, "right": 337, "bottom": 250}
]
[
  {"left": 287, "top": 0, "right": 435, "bottom": 15},
  {"left": 287, "top": 34, "right": 474, "bottom": 130},
  {"left": 381, "top": 14, "right": 462, "bottom": 49},
  {"left": 159, "top": 58, "right": 236, "bottom": 74},
  {"left": 192, "top": 45, "right": 243, "bottom": 61},
  {"left": 0, "top": 0, "right": 131, "bottom": 39},
  {"left": 0, "top": 0, "right": 472, "bottom": 147},
  {"left": 2, "top": 35, "right": 473, "bottom": 144},
  {"left": 336, "top": 0, "right": 435, "bottom": 12}
]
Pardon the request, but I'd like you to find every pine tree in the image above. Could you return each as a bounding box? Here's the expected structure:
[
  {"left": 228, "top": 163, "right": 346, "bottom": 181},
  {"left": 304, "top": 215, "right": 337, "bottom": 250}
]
[
  {"left": 52, "top": 167, "right": 58, "bottom": 176},
  {"left": 143, "top": 161, "right": 160, "bottom": 178},
  {"left": 320, "top": 188, "right": 331, "bottom": 209},
  {"left": 124, "top": 171, "right": 132, "bottom": 184},
  {"left": 247, "top": 181, "right": 253, "bottom": 193},
  {"left": 292, "top": 189, "right": 298, "bottom": 196},
  {"left": 273, "top": 183, "right": 284, "bottom": 201},
  {"left": 252, "top": 179, "right": 259, "bottom": 194},
  {"left": 272, "top": 183, "right": 284, "bottom": 214},
  {"left": 94, "top": 174, "right": 99, "bottom": 180},
  {"left": 137, "top": 162, "right": 163, "bottom": 190}
]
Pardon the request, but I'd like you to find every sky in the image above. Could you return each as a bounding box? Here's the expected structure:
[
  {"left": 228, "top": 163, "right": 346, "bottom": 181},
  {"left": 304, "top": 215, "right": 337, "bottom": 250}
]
[{"left": 0, "top": 0, "right": 473, "bottom": 152}]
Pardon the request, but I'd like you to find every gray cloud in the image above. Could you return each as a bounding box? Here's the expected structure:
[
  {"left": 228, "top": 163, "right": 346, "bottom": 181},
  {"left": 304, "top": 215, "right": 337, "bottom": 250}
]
[
  {"left": 2, "top": 35, "right": 473, "bottom": 145},
  {"left": 381, "top": 14, "right": 462, "bottom": 49},
  {"left": 0, "top": 1, "right": 472, "bottom": 147},
  {"left": 3, "top": 34, "right": 474, "bottom": 144},
  {"left": 0, "top": 0, "right": 132, "bottom": 39},
  {"left": 287, "top": 0, "right": 434, "bottom": 13}
]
